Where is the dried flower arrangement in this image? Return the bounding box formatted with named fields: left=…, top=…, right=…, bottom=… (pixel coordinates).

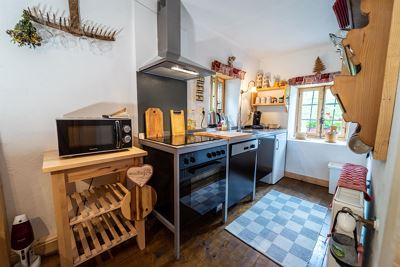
left=6, top=10, right=42, bottom=48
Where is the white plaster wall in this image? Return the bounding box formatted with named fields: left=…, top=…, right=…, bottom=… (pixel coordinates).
left=0, top=0, right=136, bottom=237
left=187, top=77, right=210, bottom=129
left=260, top=43, right=341, bottom=80
left=285, top=140, right=367, bottom=180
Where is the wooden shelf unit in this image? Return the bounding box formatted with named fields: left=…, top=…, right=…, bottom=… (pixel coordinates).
left=68, top=183, right=131, bottom=226
left=71, top=211, right=137, bottom=266
left=42, top=148, right=147, bottom=267
left=332, top=0, right=400, bottom=160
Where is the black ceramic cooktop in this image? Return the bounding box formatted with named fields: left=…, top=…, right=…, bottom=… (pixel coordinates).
left=145, top=134, right=216, bottom=146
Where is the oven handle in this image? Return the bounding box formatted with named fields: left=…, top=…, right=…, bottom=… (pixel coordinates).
left=187, top=160, right=224, bottom=174
left=115, top=120, right=121, bottom=148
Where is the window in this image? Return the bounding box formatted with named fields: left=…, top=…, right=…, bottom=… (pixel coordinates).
left=210, top=76, right=225, bottom=112
left=296, top=86, right=346, bottom=139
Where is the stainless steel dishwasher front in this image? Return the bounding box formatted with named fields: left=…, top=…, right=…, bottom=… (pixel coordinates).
left=228, top=139, right=258, bottom=207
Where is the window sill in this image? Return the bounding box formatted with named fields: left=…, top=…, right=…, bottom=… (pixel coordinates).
left=288, top=137, right=347, bottom=146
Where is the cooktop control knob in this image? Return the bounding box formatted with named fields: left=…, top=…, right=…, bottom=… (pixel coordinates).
left=216, top=151, right=221, bottom=156
left=221, top=150, right=226, bottom=155
left=123, top=125, right=131, bottom=133
left=123, top=135, right=132, bottom=143
left=184, top=158, right=189, bottom=165
left=212, top=152, right=216, bottom=157
left=207, top=153, right=212, bottom=158
left=190, top=157, right=195, bottom=163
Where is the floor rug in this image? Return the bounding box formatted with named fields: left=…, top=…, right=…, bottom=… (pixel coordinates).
left=225, top=190, right=328, bottom=266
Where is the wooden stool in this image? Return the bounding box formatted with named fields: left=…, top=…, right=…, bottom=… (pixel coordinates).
left=126, top=165, right=157, bottom=250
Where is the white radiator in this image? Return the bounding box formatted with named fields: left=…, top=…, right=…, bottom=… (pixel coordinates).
left=326, top=187, right=365, bottom=267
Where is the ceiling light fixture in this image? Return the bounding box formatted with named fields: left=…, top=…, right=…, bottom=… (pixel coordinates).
left=171, top=66, right=199, bottom=75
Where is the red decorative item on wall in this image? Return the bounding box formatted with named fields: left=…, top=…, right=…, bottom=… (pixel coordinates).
left=288, top=72, right=340, bottom=86
left=211, top=60, right=246, bottom=80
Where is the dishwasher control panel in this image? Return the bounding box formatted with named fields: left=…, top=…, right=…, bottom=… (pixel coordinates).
left=230, top=139, right=258, bottom=156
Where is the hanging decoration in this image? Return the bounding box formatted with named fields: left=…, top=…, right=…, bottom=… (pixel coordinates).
left=6, top=10, right=42, bottom=48
left=313, top=56, right=327, bottom=74
left=6, top=0, right=119, bottom=48
left=195, top=77, right=204, bottom=102
left=288, top=72, right=340, bottom=86
left=211, top=57, right=246, bottom=80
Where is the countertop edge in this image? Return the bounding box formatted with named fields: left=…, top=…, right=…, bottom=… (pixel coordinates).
left=42, top=147, right=147, bottom=173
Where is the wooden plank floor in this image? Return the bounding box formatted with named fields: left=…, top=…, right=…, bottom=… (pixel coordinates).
left=42, top=178, right=332, bottom=267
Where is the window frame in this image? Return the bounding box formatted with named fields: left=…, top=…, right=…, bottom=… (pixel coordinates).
left=295, top=85, right=347, bottom=139
left=210, top=76, right=225, bottom=113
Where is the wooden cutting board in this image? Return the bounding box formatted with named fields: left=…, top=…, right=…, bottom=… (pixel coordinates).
left=193, top=131, right=253, bottom=140
left=145, top=108, right=164, bottom=138
left=170, top=110, right=185, bottom=136
left=131, top=185, right=157, bottom=221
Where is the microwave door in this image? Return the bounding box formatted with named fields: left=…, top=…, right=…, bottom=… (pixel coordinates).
left=57, top=120, right=121, bottom=156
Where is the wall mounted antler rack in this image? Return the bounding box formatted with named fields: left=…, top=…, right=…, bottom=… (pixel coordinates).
left=27, top=0, right=119, bottom=41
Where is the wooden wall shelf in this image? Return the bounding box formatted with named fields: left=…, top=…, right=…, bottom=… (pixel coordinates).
left=253, top=103, right=286, bottom=107
left=332, top=0, right=400, bottom=160
left=256, top=86, right=287, bottom=92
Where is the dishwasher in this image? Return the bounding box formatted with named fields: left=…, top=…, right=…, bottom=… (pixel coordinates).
left=228, top=139, right=258, bottom=207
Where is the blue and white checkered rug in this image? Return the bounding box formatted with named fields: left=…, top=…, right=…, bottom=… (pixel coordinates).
left=225, top=190, right=328, bottom=267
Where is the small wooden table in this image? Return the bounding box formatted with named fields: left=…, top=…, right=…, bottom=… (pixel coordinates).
left=42, top=148, right=147, bottom=267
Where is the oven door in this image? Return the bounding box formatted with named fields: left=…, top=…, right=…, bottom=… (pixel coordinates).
left=180, top=158, right=226, bottom=221
left=56, top=119, right=122, bottom=157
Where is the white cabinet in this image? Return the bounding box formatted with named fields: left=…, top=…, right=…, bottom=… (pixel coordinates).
left=258, top=133, right=287, bottom=184
left=272, top=133, right=287, bottom=184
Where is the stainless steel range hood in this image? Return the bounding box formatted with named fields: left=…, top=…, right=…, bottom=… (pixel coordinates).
left=139, top=0, right=215, bottom=80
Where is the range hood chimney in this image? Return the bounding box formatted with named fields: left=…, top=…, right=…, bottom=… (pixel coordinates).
left=139, top=0, right=215, bottom=80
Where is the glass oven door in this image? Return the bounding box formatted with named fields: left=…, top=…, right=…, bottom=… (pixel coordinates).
left=180, top=157, right=226, bottom=224
left=56, top=119, right=120, bottom=156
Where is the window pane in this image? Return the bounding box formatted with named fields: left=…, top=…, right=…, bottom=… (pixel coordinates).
left=299, top=89, right=319, bottom=135
left=325, top=89, right=336, bottom=104
left=302, top=90, right=319, bottom=105
left=324, top=89, right=345, bottom=136
left=301, top=119, right=318, bottom=134
left=217, top=80, right=223, bottom=111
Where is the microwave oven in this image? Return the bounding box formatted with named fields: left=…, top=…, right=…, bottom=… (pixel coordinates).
left=56, top=118, right=132, bottom=157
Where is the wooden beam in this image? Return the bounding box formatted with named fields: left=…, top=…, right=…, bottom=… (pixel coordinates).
left=68, top=0, right=80, bottom=30
left=373, top=0, right=400, bottom=160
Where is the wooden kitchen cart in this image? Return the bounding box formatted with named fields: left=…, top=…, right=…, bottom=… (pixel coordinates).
left=42, top=148, right=147, bottom=267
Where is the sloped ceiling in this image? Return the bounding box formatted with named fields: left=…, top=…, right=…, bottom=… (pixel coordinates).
left=182, top=0, right=339, bottom=58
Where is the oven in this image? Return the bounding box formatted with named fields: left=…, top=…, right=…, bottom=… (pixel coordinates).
left=56, top=118, right=132, bottom=157
left=179, top=145, right=227, bottom=225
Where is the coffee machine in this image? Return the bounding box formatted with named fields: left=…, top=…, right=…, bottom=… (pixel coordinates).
left=252, top=111, right=264, bottom=129
left=11, top=214, right=41, bottom=267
